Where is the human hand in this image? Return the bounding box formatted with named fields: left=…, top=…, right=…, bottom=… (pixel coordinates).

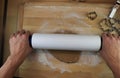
left=0, top=30, right=32, bottom=78
left=9, top=30, right=32, bottom=64
left=100, top=33, right=120, bottom=78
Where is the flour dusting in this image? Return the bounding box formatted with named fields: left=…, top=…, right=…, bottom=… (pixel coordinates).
left=29, top=5, right=102, bottom=73
left=31, top=50, right=102, bottom=73
left=63, top=12, right=84, bottom=19
left=78, top=52, right=101, bottom=66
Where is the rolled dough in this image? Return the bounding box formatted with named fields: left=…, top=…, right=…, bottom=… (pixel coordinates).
left=50, top=30, right=81, bottom=63
left=50, top=50, right=81, bottom=63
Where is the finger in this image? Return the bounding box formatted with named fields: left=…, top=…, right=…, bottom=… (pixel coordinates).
left=107, top=33, right=112, bottom=38
left=21, top=30, right=29, bottom=38
left=26, top=31, right=30, bottom=35
left=10, top=33, right=16, bottom=38
left=16, top=31, right=20, bottom=34
left=17, top=30, right=24, bottom=38
left=19, top=29, right=25, bottom=35
left=101, top=34, right=106, bottom=48
left=112, top=34, right=118, bottom=39
left=15, top=31, right=21, bottom=37
left=101, top=33, right=108, bottom=39
left=112, top=34, right=115, bottom=37
left=14, top=31, right=19, bottom=37
left=118, top=35, right=120, bottom=39
left=26, top=31, right=30, bottom=37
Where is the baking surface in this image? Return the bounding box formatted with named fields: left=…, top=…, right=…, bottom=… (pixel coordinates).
left=18, top=2, right=114, bottom=78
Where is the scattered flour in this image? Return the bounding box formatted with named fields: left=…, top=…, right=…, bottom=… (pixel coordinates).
left=28, top=6, right=102, bottom=73
left=29, top=50, right=102, bottom=73
left=78, top=52, right=101, bottom=66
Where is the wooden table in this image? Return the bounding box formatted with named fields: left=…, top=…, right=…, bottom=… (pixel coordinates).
left=16, top=2, right=116, bottom=78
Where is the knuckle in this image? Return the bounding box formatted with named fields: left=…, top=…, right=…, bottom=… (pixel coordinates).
left=22, top=34, right=28, bottom=39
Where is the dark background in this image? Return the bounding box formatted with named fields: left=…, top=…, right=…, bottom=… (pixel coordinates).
left=0, top=0, right=8, bottom=67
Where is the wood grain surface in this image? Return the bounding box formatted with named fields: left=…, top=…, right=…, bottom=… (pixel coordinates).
left=17, top=2, right=115, bottom=78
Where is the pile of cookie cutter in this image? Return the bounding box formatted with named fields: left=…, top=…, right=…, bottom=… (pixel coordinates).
left=99, top=0, right=120, bottom=35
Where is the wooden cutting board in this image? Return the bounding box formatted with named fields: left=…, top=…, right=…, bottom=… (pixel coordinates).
left=18, top=2, right=114, bottom=78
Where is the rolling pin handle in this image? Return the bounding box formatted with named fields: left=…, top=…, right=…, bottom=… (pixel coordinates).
left=29, top=35, right=32, bottom=48
left=99, top=36, right=102, bottom=51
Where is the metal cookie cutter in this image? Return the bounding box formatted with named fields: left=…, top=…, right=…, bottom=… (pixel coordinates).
left=87, top=11, right=97, bottom=20
left=109, top=0, right=120, bottom=18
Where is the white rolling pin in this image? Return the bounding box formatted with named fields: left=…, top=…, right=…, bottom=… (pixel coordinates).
left=30, top=33, right=102, bottom=51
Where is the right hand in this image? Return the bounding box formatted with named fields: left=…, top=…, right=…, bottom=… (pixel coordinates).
left=100, top=33, right=120, bottom=77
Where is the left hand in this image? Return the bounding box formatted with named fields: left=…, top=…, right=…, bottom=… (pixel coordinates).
left=9, top=30, right=32, bottom=63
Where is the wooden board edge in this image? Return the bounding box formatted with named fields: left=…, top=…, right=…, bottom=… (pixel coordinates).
left=17, top=3, right=24, bottom=30
left=16, top=3, right=25, bottom=77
